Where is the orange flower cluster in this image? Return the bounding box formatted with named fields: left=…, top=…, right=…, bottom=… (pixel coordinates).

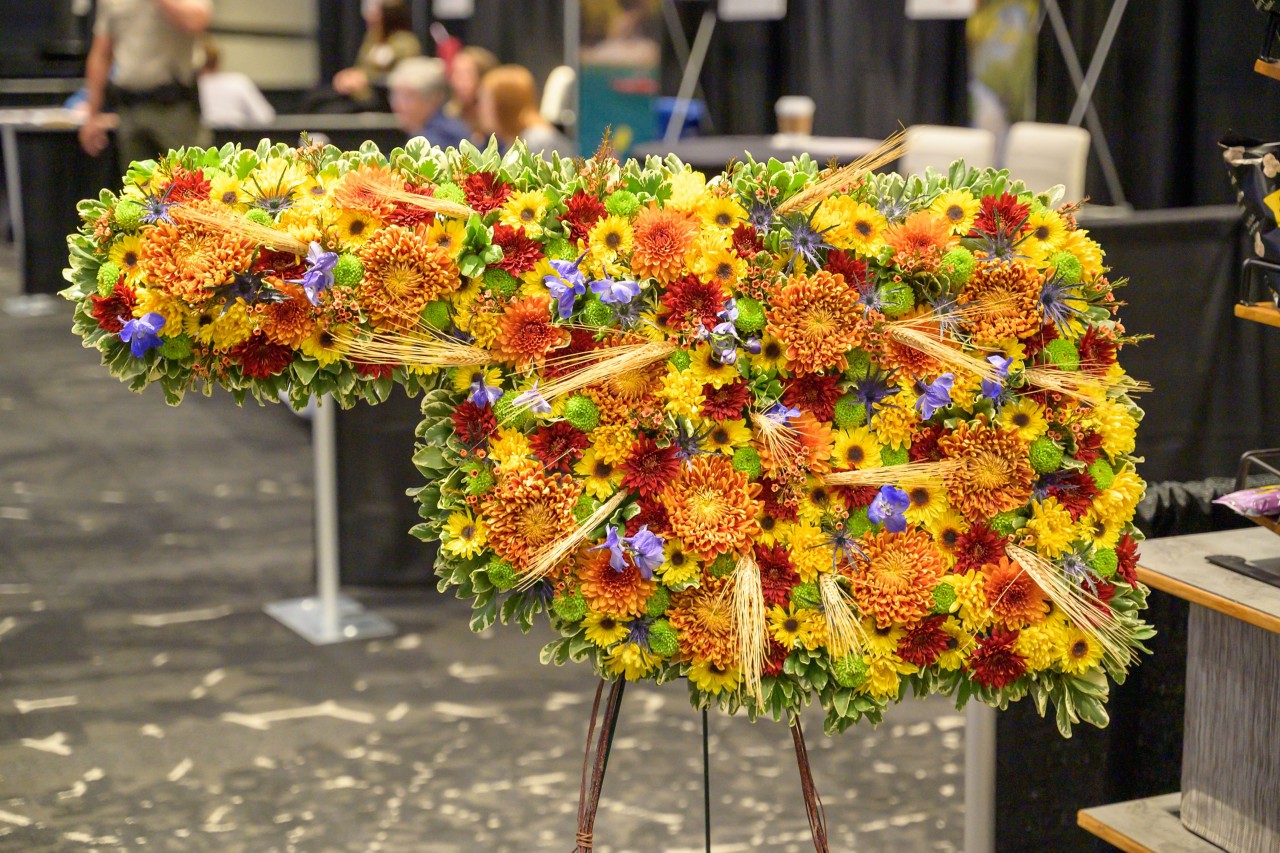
left=481, top=461, right=583, bottom=569
left=140, top=209, right=256, bottom=303
left=850, top=529, right=945, bottom=627
left=357, top=225, right=459, bottom=331
left=765, top=270, right=864, bottom=374
left=664, top=455, right=761, bottom=559
left=938, top=420, right=1035, bottom=519
left=958, top=261, right=1044, bottom=342
left=630, top=205, right=698, bottom=283
left=668, top=575, right=737, bottom=668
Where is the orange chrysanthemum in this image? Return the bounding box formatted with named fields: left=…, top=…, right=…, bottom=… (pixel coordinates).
left=630, top=205, right=699, bottom=284
left=577, top=548, right=656, bottom=618
left=330, top=165, right=404, bottom=219
left=873, top=310, right=944, bottom=376
left=261, top=289, right=317, bottom=348
left=982, top=556, right=1049, bottom=629
left=766, top=270, right=864, bottom=374
left=883, top=210, right=956, bottom=274
left=139, top=206, right=255, bottom=303
left=664, top=454, right=761, bottom=560
left=958, top=261, right=1043, bottom=343
left=491, top=293, right=571, bottom=369
left=357, top=225, right=459, bottom=330
left=757, top=410, right=834, bottom=478
left=937, top=420, right=1034, bottom=520
left=481, top=461, right=583, bottom=569
left=850, top=529, right=945, bottom=627
left=668, top=575, right=737, bottom=668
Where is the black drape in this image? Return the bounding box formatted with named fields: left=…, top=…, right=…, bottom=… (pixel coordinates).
left=1036, top=2, right=1280, bottom=208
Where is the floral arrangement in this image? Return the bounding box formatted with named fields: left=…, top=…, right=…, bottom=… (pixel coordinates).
left=62, top=136, right=1152, bottom=736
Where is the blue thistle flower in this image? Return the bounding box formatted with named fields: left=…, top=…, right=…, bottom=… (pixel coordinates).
left=1038, top=271, right=1088, bottom=334
left=247, top=170, right=297, bottom=216
left=137, top=182, right=177, bottom=225
left=780, top=208, right=835, bottom=272
left=207, top=270, right=290, bottom=313
left=847, top=366, right=901, bottom=424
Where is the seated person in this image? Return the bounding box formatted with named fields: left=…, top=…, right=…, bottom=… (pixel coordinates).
left=388, top=57, right=471, bottom=149
left=197, top=38, right=275, bottom=127
left=477, top=64, right=575, bottom=158
left=305, top=0, right=421, bottom=113
left=445, top=45, right=498, bottom=142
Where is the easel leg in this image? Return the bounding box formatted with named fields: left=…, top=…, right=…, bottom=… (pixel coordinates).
left=574, top=678, right=627, bottom=852
left=790, top=716, right=829, bottom=853
left=702, top=707, right=711, bottom=853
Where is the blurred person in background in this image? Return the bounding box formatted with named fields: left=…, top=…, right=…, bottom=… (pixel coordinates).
left=445, top=45, right=498, bottom=142
left=388, top=57, right=470, bottom=149
left=305, top=0, right=421, bottom=113
left=79, top=0, right=213, bottom=165
left=197, top=37, right=276, bottom=127
left=477, top=65, right=575, bottom=158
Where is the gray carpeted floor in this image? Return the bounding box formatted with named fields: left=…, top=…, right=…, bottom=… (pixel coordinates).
left=0, top=247, right=965, bottom=852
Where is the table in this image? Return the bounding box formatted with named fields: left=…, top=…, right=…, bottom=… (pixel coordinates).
left=631, top=133, right=883, bottom=171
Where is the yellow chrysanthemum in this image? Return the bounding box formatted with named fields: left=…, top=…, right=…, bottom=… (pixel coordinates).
left=1024, top=497, right=1075, bottom=558
left=859, top=653, right=916, bottom=700
left=591, top=423, right=635, bottom=466
left=1075, top=508, right=1123, bottom=550
left=700, top=194, right=746, bottom=232
left=442, top=511, right=487, bottom=559
left=489, top=428, right=533, bottom=469
left=209, top=174, right=248, bottom=211
left=466, top=310, right=502, bottom=350
left=1057, top=625, right=1105, bottom=675
left=1086, top=399, right=1138, bottom=459
left=862, top=618, right=907, bottom=657
left=869, top=404, right=917, bottom=450
left=425, top=218, right=466, bottom=261
left=666, top=169, right=710, bottom=212
left=499, top=190, right=550, bottom=236
left=687, top=659, right=741, bottom=694
left=583, top=611, right=630, bottom=648
left=929, top=189, right=980, bottom=235
left=999, top=398, right=1049, bottom=442
left=660, top=538, right=702, bottom=587
left=1092, top=469, right=1144, bottom=524
left=333, top=209, right=382, bottom=248
left=783, top=520, right=829, bottom=583
left=1014, top=616, right=1070, bottom=671
left=659, top=367, right=705, bottom=419
left=702, top=418, right=752, bottom=455
left=902, top=480, right=949, bottom=527
left=1058, top=228, right=1104, bottom=281
left=109, top=235, right=145, bottom=285
left=689, top=343, right=740, bottom=390
left=574, top=448, right=622, bottom=500
left=606, top=642, right=661, bottom=680
left=134, top=287, right=193, bottom=336
left=192, top=302, right=253, bottom=350
left=937, top=618, right=972, bottom=670
left=276, top=205, right=324, bottom=244
left=950, top=570, right=992, bottom=633
left=299, top=325, right=348, bottom=367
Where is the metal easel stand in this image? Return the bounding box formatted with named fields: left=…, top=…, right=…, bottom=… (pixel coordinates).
left=264, top=394, right=396, bottom=645
left=964, top=702, right=997, bottom=853
left=1041, top=0, right=1131, bottom=210
left=663, top=5, right=719, bottom=146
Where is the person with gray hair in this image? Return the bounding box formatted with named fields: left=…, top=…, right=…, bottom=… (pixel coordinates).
left=388, top=56, right=472, bottom=150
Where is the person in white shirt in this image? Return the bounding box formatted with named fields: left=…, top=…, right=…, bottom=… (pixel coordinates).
left=197, top=37, right=276, bottom=128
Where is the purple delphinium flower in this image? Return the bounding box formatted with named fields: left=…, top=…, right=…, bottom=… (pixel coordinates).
left=590, top=276, right=641, bottom=306
left=544, top=256, right=587, bottom=319
left=915, top=373, right=954, bottom=420
left=709, top=321, right=739, bottom=365
left=469, top=377, right=503, bottom=408
left=868, top=485, right=911, bottom=534
left=592, top=524, right=666, bottom=579
left=513, top=382, right=551, bottom=415
left=290, top=242, right=339, bottom=306
left=595, top=526, right=628, bottom=572
left=765, top=403, right=802, bottom=425
left=980, top=354, right=1014, bottom=403
left=119, top=312, right=166, bottom=357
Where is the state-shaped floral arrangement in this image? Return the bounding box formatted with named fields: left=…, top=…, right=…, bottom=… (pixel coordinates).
left=63, top=136, right=1152, bottom=737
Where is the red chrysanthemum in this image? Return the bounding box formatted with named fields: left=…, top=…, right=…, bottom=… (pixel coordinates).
left=1073, top=432, right=1105, bottom=466
left=970, top=193, right=1030, bottom=238
left=1115, top=533, right=1139, bottom=585
left=1046, top=471, right=1099, bottom=521
left=559, top=189, right=607, bottom=242
left=701, top=380, right=750, bottom=421
left=909, top=424, right=946, bottom=462
left=763, top=639, right=789, bottom=677
left=755, top=544, right=800, bottom=607
left=626, top=495, right=672, bottom=537
left=660, top=274, right=726, bottom=335
left=462, top=171, right=511, bottom=213
left=620, top=435, right=681, bottom=498
left=823, top=249, right=868, bottom=289
left=451, top=400, right=498, bottom=449
left=355, top=362, right=396, bottom=379
left=1077, top=327, right=1118, bottom=376
left=491, top=223, right=544, bottom=276
left=230, top=331, right=293, bottom=379
left=90, top=281, right=137, bottom=332
left=758, top=477, right=800, bottom=521
left=732, top=223, right=764, bottom=257
left=968, top=629, right=1027, bottom=689
left=162, top=166, right=211, bottom=203
left=530, top=421, right=589, bottom=473
left=782, top=373, right=842, bottom=421
left=251, top=248, right=306, bottom=280
left=832, top=484, right=877, bottom=509
left=898, top=615, right=950, bottom=668
left=952, top=522, right=1008, bottom=574
left=1022, top=321, right=1058, bottom=360
left=385, top=182, right=438, bottom=227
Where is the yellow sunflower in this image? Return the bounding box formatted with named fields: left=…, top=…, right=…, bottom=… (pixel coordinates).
left=702, top=418, right=752, bottom=454
left=699, top=194, right=746, bottom=231
left=209, top=174, right=248, bottom=211
left=831, top=426, right=882, bottom=470
left=1022, top=209, right=1067, bottom=261
left=768, top=604, right=816, bottom=649
left=583, top=611, right=630, bottom=648
left=499, top=190, right=550, bottom=236
left=999, top=398, right=1049, bottom=442
left=929, top=189, right=980, bottom=235
left=660, top=538, right=702, bottom=587
left=574, top=448, right=623, bottom=500
left=902, top=480, right=949, bottom=527
left=586, top=214, right=634, bottom=275
left=425, top=218, right=466, bottom=261
left=109, top=234, right=145, bottom=284
left=442, top=511, right=487, bottom=559
left=689, top=343, right=740, bottom=389
left=687, top=659, right=740, bottom=694
left=299, top=325, right=349, bottom=367
left=333, top=209, right=382, bottom=248
left=1057, top=625, right=1105, bottom=675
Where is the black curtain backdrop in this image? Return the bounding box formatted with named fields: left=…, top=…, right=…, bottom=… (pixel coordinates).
left=1036, top=2, right=1280, bottom=208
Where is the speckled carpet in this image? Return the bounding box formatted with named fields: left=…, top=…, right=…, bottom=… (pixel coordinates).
left=0, top=247, right=964, bottom=852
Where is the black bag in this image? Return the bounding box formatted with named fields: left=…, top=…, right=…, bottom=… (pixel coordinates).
left=1221, top=134, right=1280, bottom=265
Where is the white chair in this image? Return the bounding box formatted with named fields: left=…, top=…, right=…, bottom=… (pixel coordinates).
left=1003, top=122, right=1091, bottom=200
left=540, top=65, right=577, bottom=129
left=901, top=125, right=997, bottom=177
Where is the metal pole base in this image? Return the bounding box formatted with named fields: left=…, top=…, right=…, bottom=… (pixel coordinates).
left=264, top=594, right=396, bottom=645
